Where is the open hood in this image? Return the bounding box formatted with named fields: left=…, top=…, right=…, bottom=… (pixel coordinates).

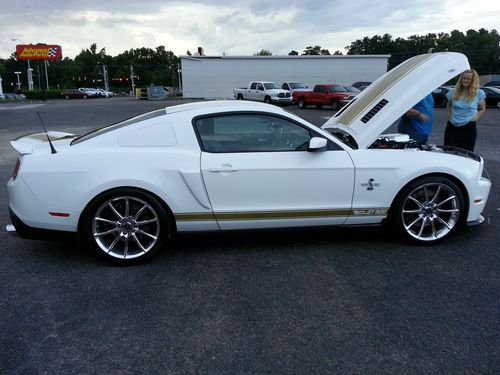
left=322, top=52, right=470, bottom=148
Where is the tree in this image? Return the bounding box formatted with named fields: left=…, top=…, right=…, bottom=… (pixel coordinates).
left=255, top=49, right=272, bottom=56
left=302, top=46, right=330, bottom=55
left=345, top=29, right=500, bottom=73
left=288, top=50, right=299, bottom=55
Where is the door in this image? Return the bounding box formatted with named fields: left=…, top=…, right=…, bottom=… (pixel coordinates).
left=195, top=113, right=355, bottom=230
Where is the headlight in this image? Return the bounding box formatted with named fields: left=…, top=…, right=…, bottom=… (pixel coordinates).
left=272, top=92, right=279, bottom=97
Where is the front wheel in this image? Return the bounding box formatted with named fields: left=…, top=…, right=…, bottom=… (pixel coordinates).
left=80, top=189, right=171, bottom=265
left=391, top=176, right=465, bottom=244
left=264, top=96, right=272, bottom=104
left=298, top=97, right=306, bottom=108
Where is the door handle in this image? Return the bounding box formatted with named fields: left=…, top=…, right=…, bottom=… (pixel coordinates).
left=209, top=165, right=239, bottom=173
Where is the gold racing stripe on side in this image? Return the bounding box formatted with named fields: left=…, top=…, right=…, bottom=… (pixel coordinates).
left=175, top=208, right=389, bottom=222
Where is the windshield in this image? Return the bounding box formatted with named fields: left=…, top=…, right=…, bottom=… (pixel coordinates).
left=290, top=83, right=307, bottom=89
left=263, top=82, right=281, bottom=90
left=328, top=86, right=347, bottom=92
left=343, top=86, right=360, bottom=93
left=71, top=108, right=166, bottom=145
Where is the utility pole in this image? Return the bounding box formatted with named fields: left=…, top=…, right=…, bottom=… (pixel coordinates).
left=177, top=63, right=182, bottom=93
left=44, top=60, right=49, bottom=90
left=103, top=64, right=109, bottom=91
left=14, top=71, right=21, bottom=90
left=11, top=38, right=33, bottom=91
left=130, top=65, right=137, bottom=96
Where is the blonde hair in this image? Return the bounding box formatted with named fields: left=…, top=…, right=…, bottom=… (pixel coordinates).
left=453, top=69, right=480, bottom=102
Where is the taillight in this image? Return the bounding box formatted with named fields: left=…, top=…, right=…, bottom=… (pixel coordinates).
left=12, top=157, right=21, bottom=180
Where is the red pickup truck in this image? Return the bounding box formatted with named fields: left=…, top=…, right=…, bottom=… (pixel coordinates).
left=292, top=84, right=357, bottom=110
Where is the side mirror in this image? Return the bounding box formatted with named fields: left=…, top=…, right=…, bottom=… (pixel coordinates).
left=308, top=137, right=327, bottom=151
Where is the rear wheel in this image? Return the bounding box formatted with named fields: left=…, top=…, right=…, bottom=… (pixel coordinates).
left=65, top=95, right=70, bottom=99
left=391, top=176, right=465, bottom=244
left=298, top=97, right=306, bottom=108
left=81, top=188, right=170, bottom=265
left=330, top=99, right=340, bottom=111
left=83, top=95, right=88, bottom=99
left=237, top=93, right=243, bottom=100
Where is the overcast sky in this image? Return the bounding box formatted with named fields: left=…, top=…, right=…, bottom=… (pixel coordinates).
left=1, top=0, right=499, bottom=59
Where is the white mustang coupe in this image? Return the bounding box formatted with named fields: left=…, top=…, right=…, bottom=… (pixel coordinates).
left=6, top=52, right=491, bottom=265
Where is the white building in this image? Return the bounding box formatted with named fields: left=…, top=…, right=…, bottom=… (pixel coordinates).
left=180, top=54, right=391, bottom=99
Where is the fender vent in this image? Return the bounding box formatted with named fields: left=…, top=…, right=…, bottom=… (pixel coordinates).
left=361, top=99, right=388, bottom=123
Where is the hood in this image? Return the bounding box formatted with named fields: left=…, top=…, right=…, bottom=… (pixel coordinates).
left=11, top=131, right=77, bottom=154
left=322, top=52, right=470, bottom=148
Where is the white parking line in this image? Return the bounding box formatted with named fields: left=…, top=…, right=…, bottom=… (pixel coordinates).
left=0, top=104, right=46, bottom=110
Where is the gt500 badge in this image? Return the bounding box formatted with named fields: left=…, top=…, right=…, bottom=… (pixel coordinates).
left=352, top=209, right=388, bottom=216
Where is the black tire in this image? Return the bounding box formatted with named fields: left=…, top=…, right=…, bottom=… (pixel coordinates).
left=330, top=99, right=340, bottom=111
left=315, top=104, right=322, bottom=109
left=237, top=94, right=243, bottom=100
left=298, top=97, right=306, bottom=109
left=83, top=95, right=88, bottom=99
left=80, top=188, right=171, bottom=265
left=390, top=176, right=465, bottom=244
left=64, top=95, right=70, bottom=99
left=264, top=96, right=272, bottom=104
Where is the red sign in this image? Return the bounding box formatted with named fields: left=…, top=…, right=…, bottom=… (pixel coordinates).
left=16, top=44, right=62, bottom=61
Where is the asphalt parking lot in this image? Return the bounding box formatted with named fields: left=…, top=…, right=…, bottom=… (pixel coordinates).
left=0, top=97, right=499, bottom=374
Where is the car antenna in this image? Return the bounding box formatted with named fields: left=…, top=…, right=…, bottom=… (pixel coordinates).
left=36, top=111, right=57, bottom=154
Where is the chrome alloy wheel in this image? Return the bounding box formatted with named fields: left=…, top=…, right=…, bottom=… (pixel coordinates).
left=92, top=196, right=160, bottom=259
left=401, top=182, right=461, bottom=241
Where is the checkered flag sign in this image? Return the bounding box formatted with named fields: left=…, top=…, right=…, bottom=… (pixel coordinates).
left=48, top=48, right=58, bottom=58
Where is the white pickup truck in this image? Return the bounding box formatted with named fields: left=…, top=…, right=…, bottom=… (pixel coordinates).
left=234, top=81, right=292, bottom=105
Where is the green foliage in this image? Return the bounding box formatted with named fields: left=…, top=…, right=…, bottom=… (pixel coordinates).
left=255, top=49, right=272, bottom=56
left=23, top=89, right=62, bottom=100
left=345, top=28, right=500, bottom=73
left=288, top=50, right=299, bottom=56
left=1, top=43, right=180, bottom=92
left=302, top=46, right=331, bottom=55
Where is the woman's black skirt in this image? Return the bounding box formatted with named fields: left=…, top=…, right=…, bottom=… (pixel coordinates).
left=444, top=121, right=477, bottom=152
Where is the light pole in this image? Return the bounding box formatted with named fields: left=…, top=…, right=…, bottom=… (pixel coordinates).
left=14, top=71, right=21, bottom=90
left=11, top=38, right=34, bottom=91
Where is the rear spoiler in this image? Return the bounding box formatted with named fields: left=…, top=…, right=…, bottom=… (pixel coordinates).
left=11, top=131, right=76, bottom=155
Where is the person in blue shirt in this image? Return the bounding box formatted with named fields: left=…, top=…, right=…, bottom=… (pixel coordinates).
left=444, top=69, right=486, bottom=152
left=398, top=93, right=434, bottom=146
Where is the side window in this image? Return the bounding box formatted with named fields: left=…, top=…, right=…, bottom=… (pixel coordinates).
left=195, top=114, right=315, bottom=153
left=250, top=83, right=257, bottom=90
left=257, top=84, right=264, bottom=91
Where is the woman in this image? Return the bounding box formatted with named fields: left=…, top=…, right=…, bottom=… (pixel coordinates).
left=444, top=69, right=486, bottom=152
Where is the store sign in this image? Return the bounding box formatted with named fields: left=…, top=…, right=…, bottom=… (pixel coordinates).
left=16, top=45, right=62, bottom=60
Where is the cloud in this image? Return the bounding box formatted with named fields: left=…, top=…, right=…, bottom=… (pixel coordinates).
left=1, top=0, right=499, bottom=59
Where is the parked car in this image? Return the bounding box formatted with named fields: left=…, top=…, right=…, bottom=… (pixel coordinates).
left=61, top=89, right=91, bottom=99
left=352, top=81, right=372, bottom=89
left=78, top=88, right=99, bottom=98
left=293, top=84, right=357, bottom=110
left=5, top=52, right=491, bottom=265
left=281, top=82, right=311, bottom=93
left=342, top=86, right=361, bottom=94
left=432, top=86, right=452, bottom=107
left=480, top=86, right=500, bottom=107
left=96, top=88, right=113, bottom=98
left=3, top=93, right=26, bottom=100
left=234, top=81, right=292, bottom=105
